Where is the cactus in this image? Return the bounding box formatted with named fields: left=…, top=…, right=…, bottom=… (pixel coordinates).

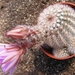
left=7, top=3, right=75, bottom=58
left=2, top=3, right=75, bottom=75
left=37, top=3, right=75, bottom=58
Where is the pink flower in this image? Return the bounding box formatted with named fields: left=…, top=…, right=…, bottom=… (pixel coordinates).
left=6, top=25, right=36, bottom=39
left=6, top=26, right=28, bottom=39
left=0, top=43, right=25, bottom=75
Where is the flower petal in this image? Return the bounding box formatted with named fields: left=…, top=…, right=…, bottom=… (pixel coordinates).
left=2, top=51, right=19, bottom=64
left=0, top=43, right=24, bottom=75
left=1, top=55, right=19, bottom=74
left=9, top=62, right=18, bottom=75
left=0, top=56, right=6, bottom=64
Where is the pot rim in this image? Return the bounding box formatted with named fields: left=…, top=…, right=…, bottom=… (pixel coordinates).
left=41, top=46, right=75, bottom=60
left=60, top=2, right=75, bottom=6
left=41, top=2, right=75, bottom=60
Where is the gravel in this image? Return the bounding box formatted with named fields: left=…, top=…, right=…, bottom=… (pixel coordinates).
left=0, top=0, right=75, bottom=75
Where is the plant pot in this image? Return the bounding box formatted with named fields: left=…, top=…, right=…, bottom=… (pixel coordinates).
left=41, top=2, right=75, bottom=60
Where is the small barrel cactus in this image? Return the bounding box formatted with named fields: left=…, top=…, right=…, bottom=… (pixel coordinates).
left=37, top=3, right=75, bottom=58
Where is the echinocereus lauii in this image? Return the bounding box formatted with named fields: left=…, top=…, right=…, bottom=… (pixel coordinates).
left=6, top=3, right=75, bottom=59
left=0, top=43, right=26, bottom=75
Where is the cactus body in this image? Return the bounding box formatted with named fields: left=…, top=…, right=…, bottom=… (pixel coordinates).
left=37, top=3, right=75, bottom=58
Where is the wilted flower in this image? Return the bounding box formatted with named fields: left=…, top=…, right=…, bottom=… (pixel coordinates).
left=0, top=43, right=25, bottom=75
left=6, top=25, right=36, bottom=39
left=6, top=25, right=38, bottom=49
